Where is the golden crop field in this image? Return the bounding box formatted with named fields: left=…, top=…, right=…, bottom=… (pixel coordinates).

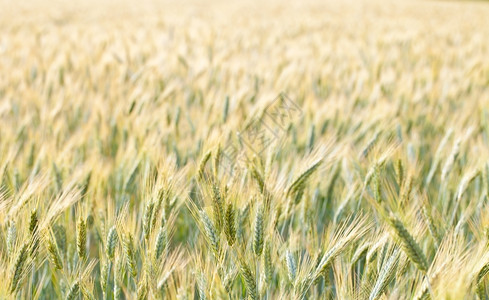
left=1, top=0, right=489, bottom=298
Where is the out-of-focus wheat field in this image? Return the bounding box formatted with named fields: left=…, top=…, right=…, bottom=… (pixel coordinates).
left=1, top=0, right=489, bottom=299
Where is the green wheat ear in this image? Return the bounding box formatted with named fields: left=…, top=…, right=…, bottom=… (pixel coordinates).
left=198, top=272, right=207, bottom=300
left=100, top=260, right=110, bottom=297
left=476, top=262, right=489, bottom=286
left=106, top=226, right=118, bottom=261
left=388, top=216, right=429, bottom=273
left=66, top=280, right=80, bottom=300
left=114, top=255, right=124, bottom=299
left=201, top=210, right=220, bottom=255
left=29, top=209, right=38, bottom=233
left=475, top=261, right=489, bottom=300
left=351, top=242, right=370, bottom=266
left=250, top=165, right=265, bottom=194
left=47, top=232, right=63, bottom=270
left=253, top=205, right=264, bottom=256
left=213, top=145, right=222, bottom=177
left=155, top=226, right=168, bottom=259
left=122, top=232, right=137, bottom=278
left=29, top=209, right=40, bottom=255
left=263, top=241, right=273, bottom=284
left=224, top=202, right=236, bottom=246
left=369, top=249, right=400, bottom=300
left=77, top=217, right=87, bottom=259
left=136, top=278, right=148, bottom=300
left=211, top=183, right=224, bottom=233
left=239, top=259, right=257, bottom=300
left=198, top=150, right=212, bottom=180
left=287, top=160, right=322, bottom=202
left=10, top=242, right=29, bottom=294
left=143, top=201, right=154, bottom=240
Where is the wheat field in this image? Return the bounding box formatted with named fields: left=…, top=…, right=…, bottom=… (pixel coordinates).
left=1, top=0, right=489, bottom=299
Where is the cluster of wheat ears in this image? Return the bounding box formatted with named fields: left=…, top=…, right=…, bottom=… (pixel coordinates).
left=1, top=0, right=489, bottom=299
